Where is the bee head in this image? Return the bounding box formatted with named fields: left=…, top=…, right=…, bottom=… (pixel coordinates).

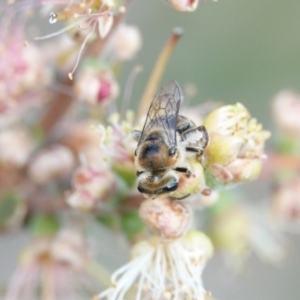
left=136, top=171, right=179, bottom=198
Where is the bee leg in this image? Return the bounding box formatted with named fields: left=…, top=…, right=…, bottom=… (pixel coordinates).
left=186, top=146, right=203, bottom=156
left=181, top=125, right=209, bottom=147
left=186, top=146, right=205, bottom=162
left=197, top=125, right=209, bottom=149
left=174, top=167, right=192, bottom=177
left=169, top=193, right=191, bottom=201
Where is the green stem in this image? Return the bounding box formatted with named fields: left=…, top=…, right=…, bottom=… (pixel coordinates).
left=42, top=259, right=55, bottom=300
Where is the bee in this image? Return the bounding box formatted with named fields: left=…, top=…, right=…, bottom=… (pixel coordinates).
left=133, top=81, right=209, bottom=200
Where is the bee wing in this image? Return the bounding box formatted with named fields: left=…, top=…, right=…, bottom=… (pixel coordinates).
left=137, top=80, right=183, bottom=149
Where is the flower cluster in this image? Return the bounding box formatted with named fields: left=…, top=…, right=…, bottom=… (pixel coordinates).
left=203, top=103, right=270, bottom=187
left=0, top=28, right=50, bottom=127
left=0, top=1, right=298, bottom=300
left=98, top=230, right=213, bottom=300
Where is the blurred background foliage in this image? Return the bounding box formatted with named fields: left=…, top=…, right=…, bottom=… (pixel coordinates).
left=122, top=0, right=300, bottom=129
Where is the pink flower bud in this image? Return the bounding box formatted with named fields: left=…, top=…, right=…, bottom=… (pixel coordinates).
left=167, top=0, right=199, bottom=12
left=75, top=68, right=119, bottom=106
left=139, top=197, right=191, bottom=238
left=28, top=145, right=75, bottom=184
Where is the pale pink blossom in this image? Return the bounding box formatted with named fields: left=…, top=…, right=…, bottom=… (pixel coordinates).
left=0, top=127, right=34, bottom=167
left=75, top=68, right=119, bottom=106
left=28, top=144, right=75, bottom=184
left=167, top=0, right=199, bottom=12
left=111, top=24, right=142, bottom=60
left=272, top=90, right=300, bottom=137
left=67, top=164, right=116, bottom=210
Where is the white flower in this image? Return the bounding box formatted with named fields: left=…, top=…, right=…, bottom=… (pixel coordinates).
left=167, top=0, right=199, bottom=12
left=98, top=230, right=213, bottom=300
left=100, top=112, right=137, bottom=164
left=111, top=24, right=142, bottom=60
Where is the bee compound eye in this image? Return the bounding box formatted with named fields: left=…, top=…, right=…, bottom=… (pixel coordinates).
left=164, top=181, right=178, bottom=192
left=169, top=147, right=177, bottom=156
left=137, top=185, right=144, bottom=193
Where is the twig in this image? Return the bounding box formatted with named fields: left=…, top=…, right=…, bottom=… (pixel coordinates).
left=137, top=27, right=183, bottom=119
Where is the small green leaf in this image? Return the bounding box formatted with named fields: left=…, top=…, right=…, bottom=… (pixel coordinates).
left=113, top=163, right=137, bottom=188
left=97, top=214, right=116, bottom=229
left=29, top=124, right=46, bottom=147
left=82, top=58, right=109, bottom=71
left=0, top=192, right=19, bottom=227
left=204, top=169, right=224, bottom=190
left=275, top=134, right=300, bottom=155
left=121, top=210, right=145, bottom=240
left=207, top=190, right=237, bottom=216
left=28, top=214, right=60, bottom=237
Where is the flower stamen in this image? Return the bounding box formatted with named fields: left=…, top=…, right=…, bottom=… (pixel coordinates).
left=68, top=20, right=97, bottom=80
left=98, top=231, right=212, bottom=300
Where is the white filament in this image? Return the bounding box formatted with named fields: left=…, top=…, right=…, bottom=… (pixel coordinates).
left=98, top=238, right=207, bottom=300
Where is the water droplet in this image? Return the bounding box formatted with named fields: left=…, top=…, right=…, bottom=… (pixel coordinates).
left=49, top=12, right=57, bottom=24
